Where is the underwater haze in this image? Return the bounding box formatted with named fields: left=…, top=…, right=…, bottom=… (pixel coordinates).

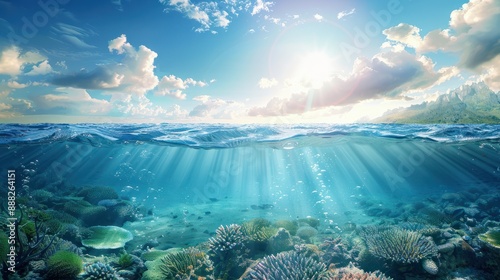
left=1, top=123, right=500, bottom=280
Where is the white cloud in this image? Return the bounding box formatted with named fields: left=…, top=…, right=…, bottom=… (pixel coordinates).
left=383, top=23, right=422, bottom=49
left=51, top=23, right=97, bottom=49
left=314, top=14, right=323, bottom=21
left=189, top=95, right=246, bottom=119
left=155, top=75, right=206, bottom=99
left=383, top=0, right=500, bottom=90
left=249, top=49, right=459, bottom=116
left=35, top=88, right=111, bottom=115
left=0, top=46, right=45, bottom=76
left=258, top=77, right=278, bottom=88
left=7, top=80, right=28, bottom=89
left=251, top=0, right=273, bottom=15
left=26, top=60, right=53, bottom=76
left=214, top=10, right=230, bottom=27
left=337, top=8, right=355, bottom=19
left=54, top=34, right=159, bottom=95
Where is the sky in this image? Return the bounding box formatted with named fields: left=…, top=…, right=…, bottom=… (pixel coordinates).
left=0, top=0, right=499, bottom=123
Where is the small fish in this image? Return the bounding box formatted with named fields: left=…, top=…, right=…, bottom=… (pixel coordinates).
left=172, top=215, right=178, bottom=219
left=209, top=198, right=218, bottom=202
left=205, top=211, right=211, bottom=215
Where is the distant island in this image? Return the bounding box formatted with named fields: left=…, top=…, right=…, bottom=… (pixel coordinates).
left=376, top=82, right=500, bottom=124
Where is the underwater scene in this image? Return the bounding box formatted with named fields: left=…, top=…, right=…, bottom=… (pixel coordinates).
left=0, top=123, right=499, bottom=280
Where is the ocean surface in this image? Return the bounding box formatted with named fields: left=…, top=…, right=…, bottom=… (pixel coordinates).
left=1, top=123, right=500, bottom=279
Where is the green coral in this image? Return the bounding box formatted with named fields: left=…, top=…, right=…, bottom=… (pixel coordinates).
left=81, top=226, right=133, bottom=249
left=45, top=251, right=83, bottom=280
left=242, top=222, right=277, bottom=242
left=20, top=221, right=36, bottom=241
left=77, top=186, right=118, bottom=204
left=159, top=247, right=213, bottom=279
left=360, top=226, right=438, bottom=264
left=298, top=217, right=320, bottom=229
left=118, top=252, right=134, bottom=269
left=479, top=229, right=500, bottom=249
left=63, top=200, right=107, bottom=225
left=274, top=220, right=298, bottom=235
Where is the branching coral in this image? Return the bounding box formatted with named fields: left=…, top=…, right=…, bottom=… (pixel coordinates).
left=208, top=224, right=246, bottom=257
left=332, top=262, right=393, bottom=280
left=82, top=261, right=122, bottom=280
left=243, top=251, right=333, bottom=280
left=360, top=226, right=438, bottom=264
left=208, top=224, right=248, bottom=279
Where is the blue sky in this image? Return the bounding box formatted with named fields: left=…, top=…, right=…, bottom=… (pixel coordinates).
left=0, top=0, right=498, bottom=123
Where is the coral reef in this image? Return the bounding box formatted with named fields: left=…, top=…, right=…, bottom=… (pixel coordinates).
left=360, top=226, right=438, bottom=264
left=82, top=226, right=133, bottom=249
left=319, top=237, right=352, bottom=268
left=82, top=261, right=123, bottom=280
left=332, top=263, right=393, bottom=280
left=208, top=224, right=248, bottom=279
left=45, top=251, right=83, bottom=280
left=118, top=252, right=134, bottom=269
left=242, top=251, right=333, bottom=280
left=296, top=225, right=318, bottom=243
left=159, top=247, right=213, bottom=279
left=422, top=258, right=438, bottom=275
left=77, top=186, right=119, bottom=205
left=274, top=219, right=298, bottom=235
left=479, top=229, right=500, bottom=249
left=266, top=228, right=294, bottom=254
left=0, top=209, right=58, bottom=277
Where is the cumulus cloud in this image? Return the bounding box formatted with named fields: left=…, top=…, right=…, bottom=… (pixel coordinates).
left=53, top=34, right=159, bottom=95
left=0, top=46, right=45, bottom=76
left=249, top=50, right=458, bottom=116
left=7, top=80, right=28, bottom=89
left=314, top=14, right=323, bottom=21
left=111, top=94, right=187, bottom=118
left=160, top=0, right=275, bottom=32
left=161, top=0, right=233, bottom=32
left=258, top=77, right=278, bottom=88
left=337, top=8, right=355, bottom=19
left=155, top=75, right=206, bottom=99
left=189, top=95, right=245, bottom=119
left=252, top=0, right=273, bottom=15
left=383, top=0, right=500, bottom=89
left=33, top=88, right=111, bottom=115
left=26, top=60, right=53, bottom=76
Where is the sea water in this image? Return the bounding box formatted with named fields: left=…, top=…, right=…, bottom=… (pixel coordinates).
left=1, top=123, right=499, bottom=279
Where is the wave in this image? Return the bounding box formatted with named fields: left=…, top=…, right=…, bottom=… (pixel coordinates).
left=0, top=123, right=499, bottom=148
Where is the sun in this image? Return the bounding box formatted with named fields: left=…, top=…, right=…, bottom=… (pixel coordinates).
left=296, top=51, right=334, bottom=89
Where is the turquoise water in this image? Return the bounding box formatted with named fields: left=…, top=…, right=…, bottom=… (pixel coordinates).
left=1, top=123, right=500, bottom=279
